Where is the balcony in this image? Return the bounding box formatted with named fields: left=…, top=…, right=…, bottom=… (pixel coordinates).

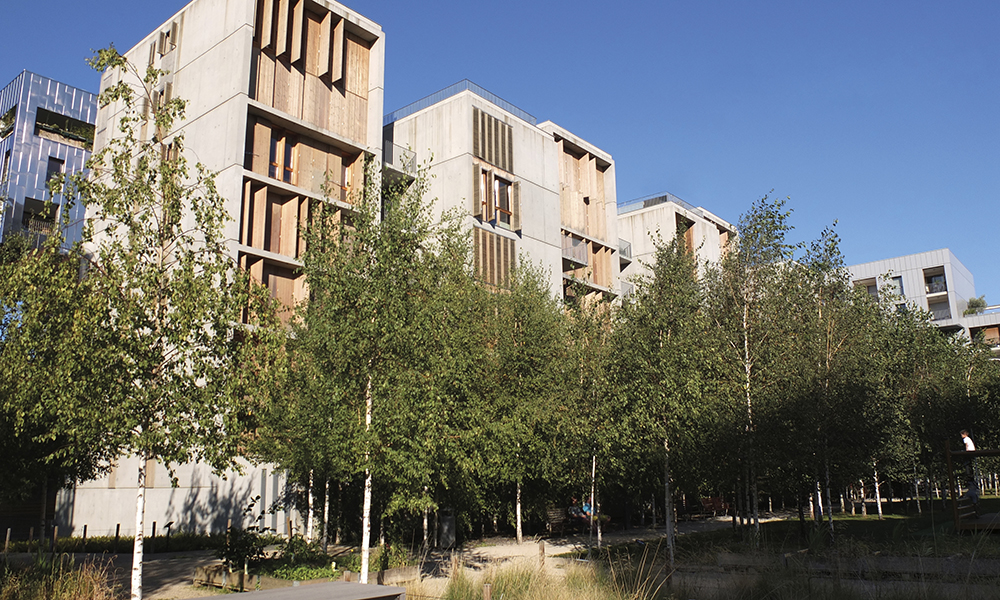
left=926, top=282, right=948, bottom=295
left=619, top=238, right=632, bottom=268
left=382, top=142, right=416, bottom=176
left=929, top=306, right=952, bottom=321
left=562, top=234, right=588, bottom=268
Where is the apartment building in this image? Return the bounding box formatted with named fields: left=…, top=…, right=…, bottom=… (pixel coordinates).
left=383, top=80, right=619, bottom=302
left=0, top=71, right=96, bottom=248
left=848, top=249, right=1000, bottom=349
left=617, top=192, right=734, bottom=294
left=57, top=0, right=385, bottom=537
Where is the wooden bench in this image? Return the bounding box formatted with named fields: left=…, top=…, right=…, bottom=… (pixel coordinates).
left=546, top=507, right=567, bottom=534
left=700, top=497, right=730, bottom=517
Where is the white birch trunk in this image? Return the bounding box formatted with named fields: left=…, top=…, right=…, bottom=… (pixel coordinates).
left=422, top=507, right=429, bottom=548
left=322, top=479, right=330, bottom=550
left=360, top=373, right=373, bottom=584
left=589, top=455, right=596, bottom=551
left=306, top=470, right=315, bottom=542
left=360, top=470, right=372, bottom=583
left=131, top=459, right=147, bottom=600
left=515, top=481, right=523, bottom=545
left=873, top=464, right=883, bottom=520
left=663, top=438, right=675, bottom=569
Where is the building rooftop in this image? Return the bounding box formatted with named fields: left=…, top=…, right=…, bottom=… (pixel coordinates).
left=383, top=79, right=536, bottom=127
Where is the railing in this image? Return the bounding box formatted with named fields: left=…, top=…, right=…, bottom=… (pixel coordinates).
left=926, top=282, right=948, bottom=294
left=562, top=235, right=588, bottom=267
left=384, top=80, right=537, bottom=126
left=382, top=142, right=416, bottom=175
left=930, top=307, right=952, bottom=321
left=618, top=191, right=701, bottom=216
left=620, top=282, right=634, bottom=298
left=619, top=238, right=632, bottom=260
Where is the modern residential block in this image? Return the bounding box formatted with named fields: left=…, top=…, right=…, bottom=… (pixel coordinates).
left=384, top=80, right=619, bottom=302
left=58, top=0, right=386, bottom=537
left=848, top=249, right=1000, bottom=348
left=617, top=191, right=734, bottom=294
left=0, top=71, right=96, bottom=248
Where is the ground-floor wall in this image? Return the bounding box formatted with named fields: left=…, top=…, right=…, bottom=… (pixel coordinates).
left=54, top=456, right=301, bottom=538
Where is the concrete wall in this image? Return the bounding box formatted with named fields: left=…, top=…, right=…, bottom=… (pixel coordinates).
left=56, top=458, right=296, bottom=537
left=387, top=90, right=563, bottom=297
left=618, top=199, right=732, bottom=286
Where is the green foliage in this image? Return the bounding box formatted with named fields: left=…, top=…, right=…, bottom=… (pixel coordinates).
left=336, top=544, right=411, bottom=572
left=965, top=295, right=987, bottom=316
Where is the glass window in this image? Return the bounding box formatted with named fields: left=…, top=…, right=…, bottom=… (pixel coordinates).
left=495, top=177, right=511, bottom=229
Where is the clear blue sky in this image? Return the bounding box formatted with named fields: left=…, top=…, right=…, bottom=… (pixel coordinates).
left=3, top=0, right=998, bottom=302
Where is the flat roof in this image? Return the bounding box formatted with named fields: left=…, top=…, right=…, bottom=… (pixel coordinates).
left=383, top=79, right=536, bottom=126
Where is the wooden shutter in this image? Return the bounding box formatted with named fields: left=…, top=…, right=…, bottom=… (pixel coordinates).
left=511, top=181, right=520, bottom=231
left=169, top=22, right=179, bottom=49
left=472, top=166, right=483, bottom=219
left=241, top=181, right=253, bottom=245
left=472, top=107, right=481, bottom=158
left=290, top=0, right=304, bottom=64
left=506, top=125, right=513, bottom=172
left=473, top=227, right=481, bottom=280
left=318, top=12, right=332, bottom=77
left=331, top=17, right=344, bottom=83
left=276, top=0, right=290, bottom=56
left=260, top=0, right=274, bottom=48
left=488, top=171, right=498, bottom=222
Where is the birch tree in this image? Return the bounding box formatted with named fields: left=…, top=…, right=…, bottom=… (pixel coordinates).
left=79, top=49, right=282, bottom=600
left=610, top=231, right=715, bottom=566
left=703, top=195, right=796, bottom=539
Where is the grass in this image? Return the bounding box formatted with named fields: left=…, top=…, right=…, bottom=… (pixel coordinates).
left=0, top=555, right=117, bottom=600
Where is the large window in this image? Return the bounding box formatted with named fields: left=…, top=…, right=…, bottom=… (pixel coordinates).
left=269, top=130, right=295, bottom=184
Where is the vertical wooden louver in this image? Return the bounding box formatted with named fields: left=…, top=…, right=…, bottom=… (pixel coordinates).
left=473, top=227, right=517, bottom=288
left=472, top=106, right=512, bottom=172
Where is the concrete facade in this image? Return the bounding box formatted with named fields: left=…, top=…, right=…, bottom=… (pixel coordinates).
left=0, top=71, right=96, bottom=247
left=848, top=249, right=975, bottom=333
left=60, top=0, right=386, bottom=537
left=848, top=249, right=1000, bottom=350
left=384, top=81, right=619, bottom=301
left=617, top=192, right=734, bottom=294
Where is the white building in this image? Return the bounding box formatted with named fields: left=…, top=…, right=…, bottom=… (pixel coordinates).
left=617, top=192, right=734, bottom=294
left=384, top=80, right=620, bottom=302
left=848, top=249, right=1000, bottom=349
left=59, top=0, right=386, bottom=537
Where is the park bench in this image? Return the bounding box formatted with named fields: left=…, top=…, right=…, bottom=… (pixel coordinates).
left=546, top=507, right=567, bottom=535
left=700, top=496, right=730, bottom=517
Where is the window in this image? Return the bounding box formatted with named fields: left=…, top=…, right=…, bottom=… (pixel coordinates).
left=886, top=276, right=904, bottom=299
left=494, top=176, right=511, bottom=229
left=46, top=157, right=64, bottom=183
left=1, top=150, right=10, bottom=183
left=34, top=108, right=95, bottom=150
left=22, top=197, right=57, bottom=235
left=269, top=130, right=295, bottom=184
left=0, top=107, right=14, bottom=139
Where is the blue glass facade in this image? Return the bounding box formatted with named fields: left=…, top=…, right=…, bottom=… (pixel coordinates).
left=0, top=71, right=97, bottom=248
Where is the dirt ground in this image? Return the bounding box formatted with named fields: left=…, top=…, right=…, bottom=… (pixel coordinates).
left=80, top=517, right=736, bottom=599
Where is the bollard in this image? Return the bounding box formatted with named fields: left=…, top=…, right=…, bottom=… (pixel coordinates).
left=4, top=528, right=10, bottom=554
left=51, top=526, right=58, bottom=553
left=151, top=521, right=157, bottom=555
left=539, top=540, right=545, bottom=568
left=82, top=525, right=87, bottom=552
left=114, top=524, right=120, bottom=554
left=483, top=582, right=492, bottom=600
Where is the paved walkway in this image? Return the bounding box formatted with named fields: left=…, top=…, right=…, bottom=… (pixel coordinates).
left=16, top=517, right=738, bottom=599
